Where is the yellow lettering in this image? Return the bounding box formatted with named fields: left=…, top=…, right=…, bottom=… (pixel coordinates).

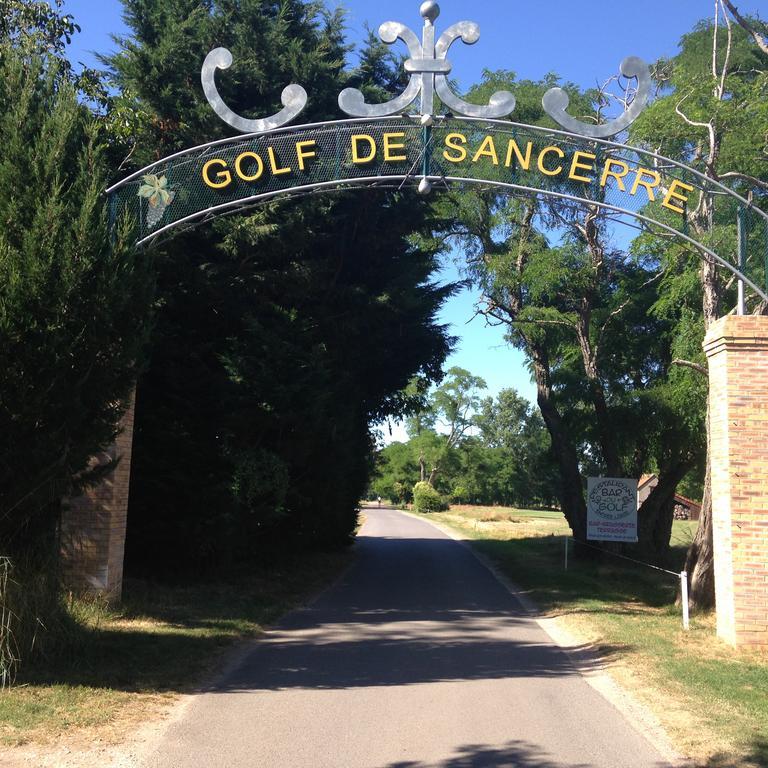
left=266, top=146, right=291, bottom=176
left=295, top=140, right=318, bottom=171
left=600, top=159, right=630, bottom=191
left=443, top=133, right=468, bottom=163
left=568, top=151, right=596, bottom=183
left=538, top=146, right=565, bottom=176
left=202, top=159, right=232, bottom=189
left=662, top=179, right=695, bottom=214
left=472, top=135, right=499, bottom=165
left=505, top=139, right=533, bottom=170
left=631, top=168, right=661, bottom=201
left=383, top=132, right=407, bottom=162
left=351, top=134, right=377, bottom=164
left=234, top=152, right=265, bottom=182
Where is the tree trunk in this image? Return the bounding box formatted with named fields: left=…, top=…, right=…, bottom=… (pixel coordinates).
left=683, top=252, right=719, bottom=608
left=636, top=458, right=694, bottom=563
left=530, top=346, right=587, bottom=541
left=576, top=312, right=622, bottom=477
left=683, top=404, right=716, bottom=609
left=587, top=377, right=622, bottom=477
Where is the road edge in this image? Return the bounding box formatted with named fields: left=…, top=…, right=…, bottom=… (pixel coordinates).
left=399, top=508, right=691, bottom=768
left=0, top=549, right=361, bottom=768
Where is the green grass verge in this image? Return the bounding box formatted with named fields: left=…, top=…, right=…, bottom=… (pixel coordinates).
left=0, top=551, right=351, bottom=746
left=418, top=506, right=768, bottom=768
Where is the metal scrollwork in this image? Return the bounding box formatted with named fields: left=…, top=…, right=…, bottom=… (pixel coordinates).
left=338, top=1, right=515, bottom=120
left=201, top=3, right=650, bottom=138
left=338, top=22, right=424, bottom=117
left=542, top=56, right=651, bottom=138
left=201, top=47, right=308, bottom=134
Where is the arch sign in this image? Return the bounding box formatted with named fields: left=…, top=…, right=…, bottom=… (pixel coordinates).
left=107, top=0, right=768, bottom=306
left=92, top=1, right=768, bottom=648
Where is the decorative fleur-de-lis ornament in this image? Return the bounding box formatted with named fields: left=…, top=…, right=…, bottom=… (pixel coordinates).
left=200, top=1, right=650, bottom=138
left=338, top=1, right=516, bottom=122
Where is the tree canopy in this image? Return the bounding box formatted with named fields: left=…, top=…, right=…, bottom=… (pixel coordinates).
left=373, top=375, right=559, bottom=510
left=0, top=28, right=153, bottom=556
left=105, top=0, right=458, bottom=572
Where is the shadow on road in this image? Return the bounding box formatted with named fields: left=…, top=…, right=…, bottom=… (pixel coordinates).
left=210, top=534, right=631, bottom=693
left=383, top=738, right=672, bottom=767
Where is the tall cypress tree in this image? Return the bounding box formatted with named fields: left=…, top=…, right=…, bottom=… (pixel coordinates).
left=0, top=44, right=153, bottom=555
left=107, top=0, right=455, bottom=573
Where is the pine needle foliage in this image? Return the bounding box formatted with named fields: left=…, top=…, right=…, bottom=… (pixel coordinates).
left=0, top=47, right=154, bottom=552
left=106, top=0, right=457, bottom=572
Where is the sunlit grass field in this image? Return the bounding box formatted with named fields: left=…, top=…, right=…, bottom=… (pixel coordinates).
left=417, top=505, right=768, bottom=768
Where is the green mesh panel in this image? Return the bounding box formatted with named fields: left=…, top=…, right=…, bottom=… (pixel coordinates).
left=108, top=118, right=768, bottom=299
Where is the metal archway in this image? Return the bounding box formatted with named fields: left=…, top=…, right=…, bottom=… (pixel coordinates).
left=107, top=116, right=768, bottom=308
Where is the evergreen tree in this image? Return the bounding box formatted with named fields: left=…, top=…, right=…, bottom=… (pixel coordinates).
left=106, top=0, right=455, bottom=573
left=0, top=44, right=153, bottom=555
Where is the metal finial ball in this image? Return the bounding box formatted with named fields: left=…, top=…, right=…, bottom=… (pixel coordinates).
left=420, top=1, right=440, bottom=22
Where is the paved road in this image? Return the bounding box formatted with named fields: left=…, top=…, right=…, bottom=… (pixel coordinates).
left=146, top=508, right=671, bottom=768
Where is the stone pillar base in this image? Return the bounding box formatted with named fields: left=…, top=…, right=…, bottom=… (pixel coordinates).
left=704, top=316, right=768, bottom=647
left=60, top=391, right=136, bottom=602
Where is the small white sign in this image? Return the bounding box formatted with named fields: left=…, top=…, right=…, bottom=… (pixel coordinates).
left=587, top=477, right=638, bottom=543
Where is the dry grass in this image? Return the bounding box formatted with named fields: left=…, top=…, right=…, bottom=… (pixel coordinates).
left=0, top=551, right=351, bottom=749
left=419, top=505, right=768, bottom=768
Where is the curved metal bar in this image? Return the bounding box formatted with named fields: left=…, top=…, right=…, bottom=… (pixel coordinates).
left=338, top=22, right=423, bottom=117
left=136, top=176, right=417, bottom=246
left=201, top=47, right=308, bottom=134
left=434, top=22, right=516, bottom=118
left=130, top=169, right=768, bottom=305
left=443, top=175, right=768, bottom=303
left=543, top=56, right=651, bottom=138
left=434, top=76, right=516, bottom=120
left=107, top=116, right=768, bottom=230
left=451, top=116, right=768, bottom=225
left=106, top=117, right=407, bottom=194
left=434, top=20, right=479, bottom=55
left=380, top=20, right=422, bottom=57
left=339, top=77, right=422, bottom=118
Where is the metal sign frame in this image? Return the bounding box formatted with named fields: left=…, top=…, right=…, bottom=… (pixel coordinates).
left=107, top=1, right=768, bottom=311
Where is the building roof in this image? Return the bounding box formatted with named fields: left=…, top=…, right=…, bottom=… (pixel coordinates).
left=638, top=473, right=658, bottom=489
left=674, top=493, right=702, bottom=512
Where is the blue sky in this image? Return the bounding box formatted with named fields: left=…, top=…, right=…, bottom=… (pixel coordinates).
left=60, top=0, right=765, bottom=436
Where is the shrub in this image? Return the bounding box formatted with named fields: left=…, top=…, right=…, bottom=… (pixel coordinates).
left=451, top=485, right=470, bottom=504
left=413, top=481, right=448, bottom=513
left=392, top=481, right=412, bottom=505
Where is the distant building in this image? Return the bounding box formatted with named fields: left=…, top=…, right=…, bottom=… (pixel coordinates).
left=637, top=474, right=701, bottom=521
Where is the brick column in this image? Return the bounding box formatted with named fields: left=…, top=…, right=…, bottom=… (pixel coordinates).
left=704, top=315, right=768, bottom=646
left=60, top=390, right=136, bottom=602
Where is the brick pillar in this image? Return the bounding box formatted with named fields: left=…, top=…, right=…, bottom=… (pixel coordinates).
left=60, top=390, right=136, bottom=602
left=704, top=315, right=768, bottom=646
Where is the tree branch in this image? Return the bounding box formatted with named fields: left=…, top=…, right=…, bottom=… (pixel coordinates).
left=718, top=171, right=768, bottom=190
left=713, top=0, right=721, bottom=80
left=721, top=0, right=768, bottom=55
left=672, top=359, right=709, bottom=376
left=674, top=96, right=711, bottom=131
left=717, top=0, right=734, bottom=100
left=514, top=318, right=577, bottom=330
